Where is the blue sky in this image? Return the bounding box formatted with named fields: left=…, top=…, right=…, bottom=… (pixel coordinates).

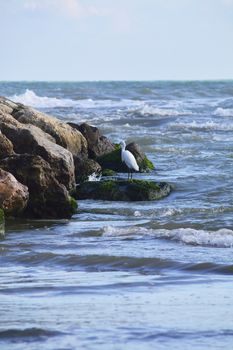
left=1, top=0, right=233, bottom=81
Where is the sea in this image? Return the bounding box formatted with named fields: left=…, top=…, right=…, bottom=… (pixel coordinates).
left=1, top=81, right=233, bottom=350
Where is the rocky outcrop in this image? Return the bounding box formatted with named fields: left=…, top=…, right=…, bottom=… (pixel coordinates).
left=0, top=95, right=157, bottom=220
left=0, top=168, right=29, bottom=216
left=0, top=155, right=76, bottom=219
left=0, top=120, right=75, bottom=191
left=0, top=131, right=14, bottom=159
left=97, top=143, right=154, bottom=173
left=75, top=179, right=172, bottom=201
left=69, top=122, right=115, bottom=159
left=11, top=104, right=88, bottom=156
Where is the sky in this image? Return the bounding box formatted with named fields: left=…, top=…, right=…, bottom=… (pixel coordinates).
left=1, top=0, right=233, bottom=81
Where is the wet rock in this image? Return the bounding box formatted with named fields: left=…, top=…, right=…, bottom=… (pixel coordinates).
left=75, top=179, right=172, bottom=201
left=0, top=131, right=14, bottom=159
left=69, top=122, right=115, bottom=159
left=0, top=168, right=29, bottom=216
left=12, top=104, right=88, bottom=156
left=0, top=122, right=75, bottom=191
left=97, top=143, right=154, bottom=173
left=0, top=155, right=76, bottom=219
left=74, top=155, right=102, bottom=183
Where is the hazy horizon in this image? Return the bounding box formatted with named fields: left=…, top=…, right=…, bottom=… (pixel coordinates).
left=1, top=0, right=233, bottom=81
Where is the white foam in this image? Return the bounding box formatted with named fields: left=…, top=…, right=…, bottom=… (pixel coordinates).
left=9, top=89, right=143, bottom=109
left=170, top=120, right=233, bottom=131
left=214, top=107, right=233, bottom=117
left=129, top=104, right=191, bottom=117
left=88, top=173, right=101, bottom=182
left=102, top=225, right=233, bottom=247
left=9, top=89, right=78, bottom=108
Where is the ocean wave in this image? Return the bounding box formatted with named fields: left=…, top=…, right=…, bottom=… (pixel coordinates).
left=214, top=107, right=233, bottom=117
left=0, top=328, right=62, bottom=339
left=9, top=89, right=78, bottom=108
left=128, top=104, right=192, bottom=117
left=103, top=226, right=233, bottom=247
left=169, top=120, right=233, bottom=131
left=9, top=89, right=142, bottom=109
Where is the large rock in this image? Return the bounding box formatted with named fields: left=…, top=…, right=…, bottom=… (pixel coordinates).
left=0, top=168, right=29, bottom=216
left=75, top=179, right=172, bottom=201
left=69, top=122, right=115, bottom=159
left=12, top=104, right=88, bottom=156
left=0, top=121, right=75, bottom=191
left=0, top=131, right=14, bottom=159
left=0, top=155, right=76, bottom=219
left=74, top=156, right=102, bottom=183
left=97, top=143, right=154, bottom=173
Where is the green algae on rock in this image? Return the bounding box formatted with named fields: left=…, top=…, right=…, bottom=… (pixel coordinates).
left=75, top=179, right=172, bottom=201
left=97, top=143, right=154, bottom=173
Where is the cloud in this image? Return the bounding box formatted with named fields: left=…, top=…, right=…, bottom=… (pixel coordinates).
left=23, top=0, right=109, bottom=19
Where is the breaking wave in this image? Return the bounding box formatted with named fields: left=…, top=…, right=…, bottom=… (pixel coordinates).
left=128, top=104, right=192, bottom=117
left=9, top=89, right=78, bottom=108
left=102, top=226, right=233, bottom=247
left=169, top=120, right=233, bottom=131
left=214, top=107, right=233, bottom=117
left=9, top=89, right=142, bottom=109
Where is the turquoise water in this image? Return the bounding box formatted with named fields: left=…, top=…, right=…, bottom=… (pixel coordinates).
left=1, top=81, right=233, bottom=349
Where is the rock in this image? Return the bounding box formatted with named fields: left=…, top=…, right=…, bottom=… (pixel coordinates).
left=0, top=168, right=29, bottom=216
left=12, top=104, right=88, bottom=156
left=0, top=155, right=76, bottom=219
left=75, top=179, right=172, bottom=201
left=97, top=143, right=154, bottom=173
left=0, top=131, right=14, bottom=159
left=74, top=156, right=102, bottom=183
left=0, top=208, right=5, bottom=238
left=69, top=122, right=115, bottom=159
left=101, top=169, right=117, bottom=176
left=0, top=122, right=75, bottom=191
left=126, top=143, right=154, bottom=172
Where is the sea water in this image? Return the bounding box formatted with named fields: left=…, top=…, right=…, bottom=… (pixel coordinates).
left=1, top=81, right=233, bottom=349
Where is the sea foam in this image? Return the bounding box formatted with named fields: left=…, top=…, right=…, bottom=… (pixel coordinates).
left=214, top=107, right=233, bottom=117
left=9, top=89, right=78, bottom=108
left=102, top=226, right=233, bottom=247
left=9, top=89, right=142, bottom=109
left=129, top=104, right=191, bottom=117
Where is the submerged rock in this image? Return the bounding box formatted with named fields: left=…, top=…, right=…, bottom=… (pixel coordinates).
left=75, top=179, right=172, bottom=201
left=0, top=168, right=29, bottom=216
left=97, top=143, right=154, bottom=173
left=0, top=155, right=76, bottom=219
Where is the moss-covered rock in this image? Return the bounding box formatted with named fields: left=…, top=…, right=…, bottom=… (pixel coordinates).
left=75, top=179, right=172, bottom=201
left=69, top=196, right=78, bottom=213
left=101, top=168, right=117, bottom=177
left=0, top=208, right=5, bottom=238
left=97, top=143, right=154, bottom=173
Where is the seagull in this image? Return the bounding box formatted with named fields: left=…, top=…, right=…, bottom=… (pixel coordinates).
left=120, top=141, right=139, bottom=180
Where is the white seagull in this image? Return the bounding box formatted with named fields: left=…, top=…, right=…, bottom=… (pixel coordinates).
left=120, top=141, right=139, bottom=180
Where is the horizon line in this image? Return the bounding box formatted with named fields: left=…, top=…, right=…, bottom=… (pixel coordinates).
left=0, top=79, right=233, bottom=83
